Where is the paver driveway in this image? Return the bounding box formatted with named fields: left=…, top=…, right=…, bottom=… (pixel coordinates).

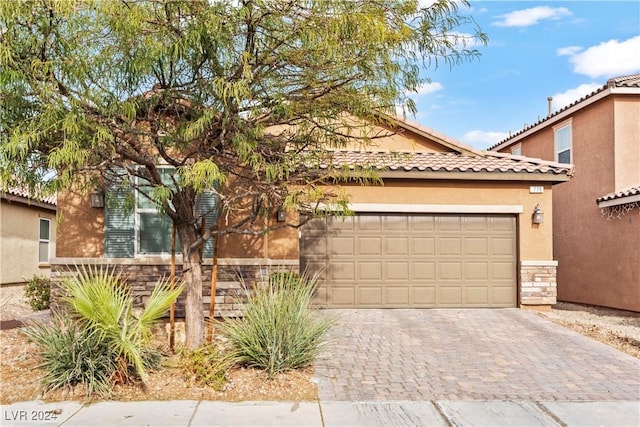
left=314, top=309, right=640, bottom=401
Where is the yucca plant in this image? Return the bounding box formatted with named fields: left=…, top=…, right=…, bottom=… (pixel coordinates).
left=221, top=271, right=333, bottom=377
left=60, top=265, right=183, bottom=381
left=21, top=314, right=117, bottom=397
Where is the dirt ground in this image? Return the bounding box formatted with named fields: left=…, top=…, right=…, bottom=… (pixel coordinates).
left=1, top=285, right=639, bottom=404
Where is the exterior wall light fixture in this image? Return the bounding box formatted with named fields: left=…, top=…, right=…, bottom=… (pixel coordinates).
left=532, top=204, right=544, bottom=224
left=277, top=208, right=286, bottom=222
left=90, top=189, right=105, bottom=208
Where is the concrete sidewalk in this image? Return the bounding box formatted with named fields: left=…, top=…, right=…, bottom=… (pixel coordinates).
left=2, top=399, right=639, bottom=426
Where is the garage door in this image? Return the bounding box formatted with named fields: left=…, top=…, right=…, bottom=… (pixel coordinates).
left=300, top=214, right=516, bottom=308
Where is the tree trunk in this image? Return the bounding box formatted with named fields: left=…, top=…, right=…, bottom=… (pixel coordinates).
left=178, top=224, right=204, bottom=349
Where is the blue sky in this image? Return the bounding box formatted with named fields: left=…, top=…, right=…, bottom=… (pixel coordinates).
left=409, top=0, right=640, bottom=149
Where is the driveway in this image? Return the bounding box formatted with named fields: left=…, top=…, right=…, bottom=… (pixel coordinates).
left=314, top=309, right=640, bottom=401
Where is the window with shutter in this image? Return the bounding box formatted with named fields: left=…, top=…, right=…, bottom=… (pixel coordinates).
left=104, top=167, right=219, bottom=258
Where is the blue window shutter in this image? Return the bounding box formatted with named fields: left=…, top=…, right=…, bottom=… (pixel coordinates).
left=200, top=191, right=220, bottom=259
left=104, top=187, right=134, bottom=258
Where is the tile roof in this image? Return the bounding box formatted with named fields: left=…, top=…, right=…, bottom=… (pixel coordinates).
left=2, top=186, right=57, bottom=206
left=489, top=74, right=640, bottom=150
left=596, top=185, right=640, bottom=203
left=312, top=150, right=574, bottom=177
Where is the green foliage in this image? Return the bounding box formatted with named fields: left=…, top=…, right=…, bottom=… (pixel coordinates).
left=21, top=315, right=117, bottom=397
left=179, top=344, right=235, bottom=391
left=221, top=272, right=333, bottom=377
left=61, top=265, right=184, bottom=381
left=23, top=275, right=51, bottom=311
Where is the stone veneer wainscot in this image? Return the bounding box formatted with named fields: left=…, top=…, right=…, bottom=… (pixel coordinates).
left=50, top=258, right=299, bottom=318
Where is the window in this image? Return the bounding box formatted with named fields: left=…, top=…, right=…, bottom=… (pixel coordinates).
left=104, top=167, right=218, bottom=258
left=511, top=145, right=522, bottom=156
left=136, top=168, right=179, bottom=255
left=554, top=121, right=572, bottom=164
left=39, top=218, right=50, bottom=263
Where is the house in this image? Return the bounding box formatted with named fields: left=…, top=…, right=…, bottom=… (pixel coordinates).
left=51, top=115, right=573, bottom=315
left=0, top=187, right=57, bottom=286
left=490, top=75, right=640, bottom=312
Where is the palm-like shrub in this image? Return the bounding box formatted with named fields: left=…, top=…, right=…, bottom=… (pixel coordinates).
left=22, top=315, right=117, bottom=397
left=60, top=265, right=183, bottom=381
left=221, top=271, right=333, bottom=377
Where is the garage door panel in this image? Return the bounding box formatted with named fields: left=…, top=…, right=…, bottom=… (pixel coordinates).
left=439, top=287, right=463, bottom=305
left=331, top=287, right=356, bottom=306
left=359, top=287, right=382, bottom=305
left=412, top=237, right=435, bottom=255
left=466, top=287, right=489, bottom=305
left=359, top=262, right=382, bottom=280
left=386, top=287, right=410, bottom=305
left=465, top=237, right=489, bottom=255
left=439, top=237, right=462, bottom=255
left=386, top=262, right=410, bottom=280
left=413, top=262, right=436, bottom=280
left=386, top=237, right=409, bottom=255
left=413, top=286, right=436, bottom=305
left=358, top=237, right=382, bottom=255
left=301, top=213, right=516, bottom=309
left=330, top=262, right=355, bottom=281
left=439, top=262, right=463, bottom=280
left=465, top=262, right=489, bottom=280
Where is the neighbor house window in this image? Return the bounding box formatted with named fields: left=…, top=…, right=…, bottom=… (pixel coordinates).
left=511, top=145, right=522, bottom=156
left=554, top=120, right=572, bottom=164
left=39, top=218, right=50, bottom=263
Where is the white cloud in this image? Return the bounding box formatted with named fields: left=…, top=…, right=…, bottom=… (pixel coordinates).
left=551, top=83, right=602, bottom=111
left=462, top=130, right=509, bottom=148
left=493, top=6, right=571, bottom=27
left=566, top=36, right=640, bottom=78
left=557, top=46, right=583, bottom=56
left=415, top=81, right=444, bottom=96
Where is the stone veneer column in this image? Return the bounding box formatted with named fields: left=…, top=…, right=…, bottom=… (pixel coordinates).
left=519, top=260, right=558, bottom=307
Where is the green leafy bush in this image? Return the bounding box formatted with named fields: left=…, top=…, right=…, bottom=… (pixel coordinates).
left=21, top=315, right=117, bottom=397
left=221, top=272, right=333, bottom=377
left=180, top=344, right=234, bottom=390
left=61, top=265, right=184, bottom=381
left=23, top=265, right=183, bottom=397
left=24, top=276, right=51, bottom=311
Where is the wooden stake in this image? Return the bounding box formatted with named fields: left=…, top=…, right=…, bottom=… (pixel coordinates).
left=207, top=220, right=222, bottom=343
left=169, top=224, right=176, bottom=351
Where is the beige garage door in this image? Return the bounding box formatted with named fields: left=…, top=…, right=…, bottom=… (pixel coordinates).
left=300, top=214, right=516, bottom=308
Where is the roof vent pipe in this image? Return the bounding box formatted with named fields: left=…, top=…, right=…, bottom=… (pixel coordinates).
left=547, top=97, right=553, bottom=117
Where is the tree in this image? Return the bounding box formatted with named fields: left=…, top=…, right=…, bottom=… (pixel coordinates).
left=0, top=0, right=486, bottom=348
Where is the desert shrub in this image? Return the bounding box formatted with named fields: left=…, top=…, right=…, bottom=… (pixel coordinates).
left=61, top=265, right=183, bottom=381
left=24, top=276, right=51, bottom=311
left=179, top=344, right=235, bottom=390
left=21, top=315, right=117, bottom=397
left=268, top=271, right=303, bottom=289
left=221, top=272, right=333, bottom=377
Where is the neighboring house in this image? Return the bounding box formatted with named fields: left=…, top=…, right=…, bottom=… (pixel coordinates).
left=490, top=75, right=640, bottom=312
left=0, top=187, right=57, bottom=286
left=52, top=116, right=573, bottom=316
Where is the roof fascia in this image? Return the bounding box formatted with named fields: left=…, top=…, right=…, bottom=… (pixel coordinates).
left=373, top=170, right=572, bottom=183
left=492, top=86, right=639, bottom=151
left=597, top=193, right=640, bottom=208
left=1, top=194, right=57, bottom=211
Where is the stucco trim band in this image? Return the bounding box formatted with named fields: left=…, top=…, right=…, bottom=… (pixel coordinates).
left=51, top=257, right=299, bottom=266
left=521, top=260, right=558, bottom=267
left=347, top=203, right=524, bottom=214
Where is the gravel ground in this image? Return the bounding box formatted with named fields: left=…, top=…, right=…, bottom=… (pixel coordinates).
left=0, top=285, right=34, bottom=321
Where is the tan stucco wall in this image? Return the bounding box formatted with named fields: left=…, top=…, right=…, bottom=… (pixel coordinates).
left=56, top=188, right=104, bottom=258
left=498, top=95, right=640, bottom=312
left=614, top=96, right=640, bottom=190
left=0, top=200, right=56, bottom=285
